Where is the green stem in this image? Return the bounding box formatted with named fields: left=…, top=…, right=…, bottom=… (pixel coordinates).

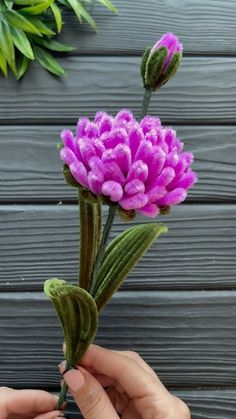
left=140, top=88, right=152, bottom=119
left=78, top=190, right=102, bottom=289
left=56, top=359, right=73, bottom=410
left=89, top=205, right=117, bottom=295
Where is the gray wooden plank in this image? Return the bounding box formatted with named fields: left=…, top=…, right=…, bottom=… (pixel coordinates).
left=1, top=57, right=236, bottom=123
left=0, top=291, right=236, bottom=387
left=0, top=205, right=235, bottom=290
left=64, top=390, right=236, bottom=419
left=59, top=0, right=236, bottom=55
left=1, top=125, right=235, bottom=203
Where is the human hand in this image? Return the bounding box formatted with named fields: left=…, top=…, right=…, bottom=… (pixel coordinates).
left=60, top=344, right=190, bottom=419
left=0, top=387, right=64, bottom=419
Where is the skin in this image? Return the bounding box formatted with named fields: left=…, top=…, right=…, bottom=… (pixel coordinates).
left=61, top=344, right=191, bottom=419
left=0, top=387, right=62, bottom=419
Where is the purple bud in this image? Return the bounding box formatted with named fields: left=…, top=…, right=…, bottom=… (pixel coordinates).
left=151, top=32, right=183, bottom=70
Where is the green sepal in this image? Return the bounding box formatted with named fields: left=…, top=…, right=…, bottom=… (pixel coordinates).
left=80, top=188, right=100, bottom=204
left=140, top=46, right=151, bottom=85
left=79, top=191, right=102, bottom=290
left=63, top=164, right=80, bottom=188
left=44, top=278, right=98, bottom=363
left=144, top=46, right=168, bottom=90
left=118, top=206, right=136, bottom=222
left=160, top=206, right=171, bottom=215
left=154, top=52, right=182, bottom=89
left=93, top=223, right=168, bottom=311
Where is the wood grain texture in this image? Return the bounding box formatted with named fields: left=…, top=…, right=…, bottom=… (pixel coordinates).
left=1, top=57, right=236, bottom=123
left=1, top=125, right=235, bottom=203
left=1, top=291, right=236, bottom=388
left=0, top=205, right=235, bottom=290
left=59, top=0, right=236, bottom=55
left=64, top=390, right=236, bottom=419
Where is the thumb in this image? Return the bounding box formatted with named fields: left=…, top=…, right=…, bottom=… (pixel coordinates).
left=63, top=367, right=119, bottom=419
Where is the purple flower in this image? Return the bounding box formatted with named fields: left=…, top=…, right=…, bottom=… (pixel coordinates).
left=150, top=32, right=183, bottom=70
left=60, top=110, right=197, bottom=218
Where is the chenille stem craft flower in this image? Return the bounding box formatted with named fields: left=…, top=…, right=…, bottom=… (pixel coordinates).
left=44, top=33, right=197, bottom=411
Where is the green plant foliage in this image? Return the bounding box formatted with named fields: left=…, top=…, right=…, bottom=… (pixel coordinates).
left=0, top=0, right=117, bottom=78
left=93, top=223, right=168, bottom=312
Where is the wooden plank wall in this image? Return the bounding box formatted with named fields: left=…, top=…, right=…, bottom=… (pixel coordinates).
left=0, top=1, right=236, bottom=417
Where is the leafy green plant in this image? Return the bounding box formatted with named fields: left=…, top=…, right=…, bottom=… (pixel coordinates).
left=0, top=0, right=117, bottom=78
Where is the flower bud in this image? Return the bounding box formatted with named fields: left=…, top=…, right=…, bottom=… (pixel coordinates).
left=141, top=33, right=183, bottom=91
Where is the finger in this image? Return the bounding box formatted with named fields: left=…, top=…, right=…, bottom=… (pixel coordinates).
left=113, top=350, right=157, bottom=378
left=63, top=367, right=120, bottom=419
left=106, top=387, right=129, bottom=414
left=34, top=411, right=65, bottom=419
left=0, top=387, right=58, bottom=416
left=79, top=345, right=169, bottom=400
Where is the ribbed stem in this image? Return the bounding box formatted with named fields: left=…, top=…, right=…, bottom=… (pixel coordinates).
left=89, top=205, right=117, bottom=295
left=56, top=359, right=73, bottom=409
left=78, top=190, right=102, bottom=290
left=140, top=88, right=152, bottom=119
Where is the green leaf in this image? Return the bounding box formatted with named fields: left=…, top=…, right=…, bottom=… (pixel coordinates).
left=14, top=0, right=47, bottom=4
left=0, top=47, right=8, bottom=77
left=17, top=55, right=30, bottom=79
left=50, top=2, right=62, bottom=33
left=3, top=0, right=14, bottom=9
left=44, top=279, right=98, bottom=363
left=96, top=0, right=118, bottom=13
left=4, top=10, right=42, bottom=36
left=33, top=37, right=75, bottom=51
left=20, top=0, right=55, bottom=15
left=94, top=223, right=168, bottom=311
left=67, top=0, right=97, bottom=30
left=26, top=16, right=55, bottom=35
left=11, top=26, right=34, bottom=59
left=0, top=19, right=16, bottom=75
left=33, top=45, right=65, bottom=75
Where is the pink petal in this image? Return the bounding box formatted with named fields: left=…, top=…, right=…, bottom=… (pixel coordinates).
left=128, top=128, right=144, bottom=160
left=103, top=161, right=126, bottom=184
left=98, top=115, right=114, bottom=135
left=60, top=147, right=77, bottom=165
left=69, top=161, right=88, bottom=188
left=103, top=128, right=128, bottom=149
left=76, top=117, right=90, bottom=137
left=94, top=111, right=109, bottom=124
left=78, top=138, right=96, bottom=165
left=157, top=188, right=187, bottom=206
left=85, top=122, right=98, bottom=139
left=138, top=203, right=160, bottom=218
left=176, top=171, right=198, bottom=189
left=134, top=140, right=153, bottom=165
left=146, top=186, right=166, bottom=203
left=88, top=156, right=104, bottom=172
left=127, top=160, right=149, bottom=183
left=101, top=180, right=123, bottom=201
left=88, top=170, right=104, bottom=194
left=114, top=109, right=134, bottom=126
left=120, top=193, right=148, bottom=210
left=156, top=167, right=176, bottom=187
left=114, top=143, right=132, bottom=174
left=124, top=179, right=145, bottom=195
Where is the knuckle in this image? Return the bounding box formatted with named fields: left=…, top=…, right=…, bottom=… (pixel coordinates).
left=125, top=350, right=143, bottom=362
left=175, top=397, right=191, bottom=419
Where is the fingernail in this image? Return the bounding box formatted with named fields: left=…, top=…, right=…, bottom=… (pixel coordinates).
left=63, top=368, right=85, bottom=392
left=58, top=361, right=66, bottom=374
